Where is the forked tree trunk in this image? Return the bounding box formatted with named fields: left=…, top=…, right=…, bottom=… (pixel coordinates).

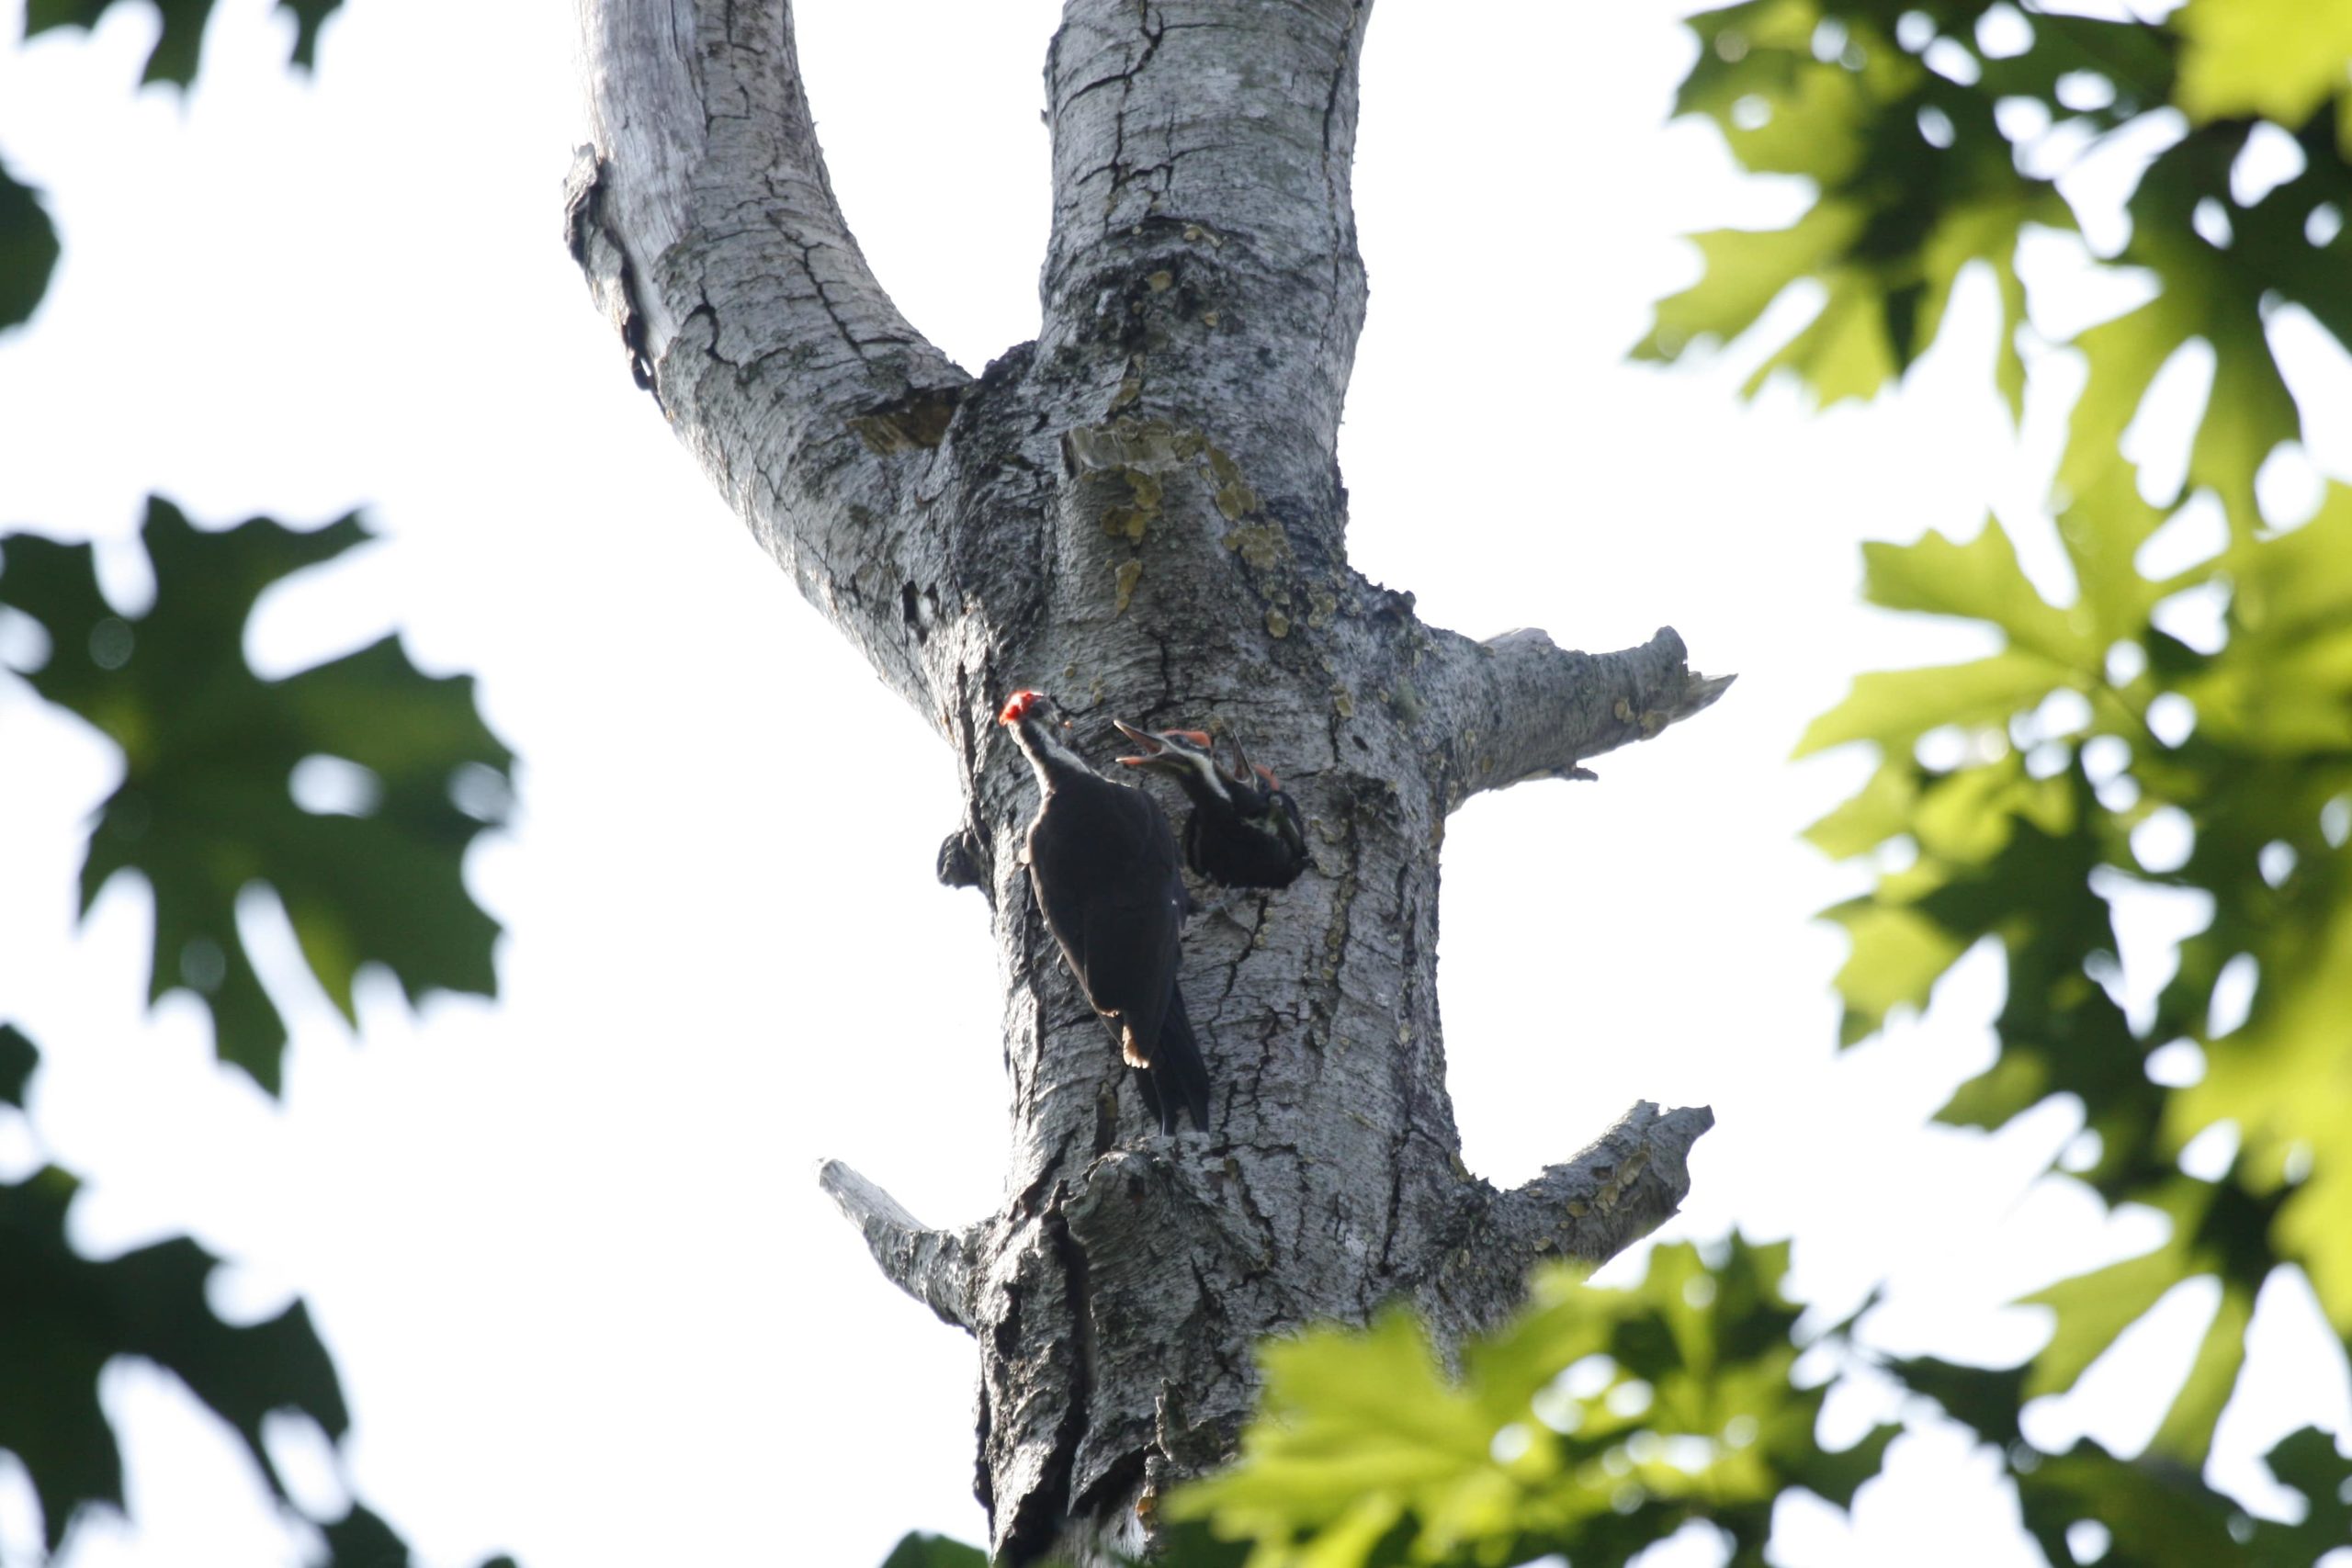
left=568, top=3, right=1723, bottom=1561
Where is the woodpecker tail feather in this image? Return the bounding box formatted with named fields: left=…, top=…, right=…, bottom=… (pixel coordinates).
left=1149, top=987, right=1214, bottom=1134
left=1135, top=1063, right=1168, bottom=1132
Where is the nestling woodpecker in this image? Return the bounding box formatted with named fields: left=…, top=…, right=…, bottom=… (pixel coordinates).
left=1111, top=721, right=1311, bottom=890
left=1001, top=690, right=1213, bottom=1134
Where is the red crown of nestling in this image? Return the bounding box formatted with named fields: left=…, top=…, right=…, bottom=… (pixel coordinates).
left=999, top=690, right=1046, bottom=726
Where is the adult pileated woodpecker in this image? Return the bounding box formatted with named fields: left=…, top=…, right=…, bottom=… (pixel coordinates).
left=1112, top=722, right=1311, bottom=890
left=1001, top=690, right=1213, bottom=1134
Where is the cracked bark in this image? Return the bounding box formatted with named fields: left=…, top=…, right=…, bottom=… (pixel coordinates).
left=575, top=2, right=1723, bottom=1561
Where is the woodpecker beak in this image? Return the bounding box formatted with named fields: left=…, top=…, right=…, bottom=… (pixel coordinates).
left=1218, top=730, right=1257, bottom=788
left=1111, top=718, right=1168, bottom=766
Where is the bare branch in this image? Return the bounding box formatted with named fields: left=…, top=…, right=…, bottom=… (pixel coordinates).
left=572, top=0, right=972, bottom=710
left=817, top=1158, right=978, bottom=1332
left=1418, top=1101, right=1715, bottom=1336
left=1426, top=625, right=1734, bottom=811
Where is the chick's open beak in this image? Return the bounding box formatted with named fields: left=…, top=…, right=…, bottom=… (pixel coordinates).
left=1111, top=718, right=1166, bottom=767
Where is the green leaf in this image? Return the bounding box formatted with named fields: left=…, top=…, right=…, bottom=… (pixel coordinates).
left=1794, top=653, right=2065, bottom=757
left=1172, top=1238, right=1891, bottom=1568
left=877, top=1532, right=989, bottom=1568
left=25, top=0, right=216, bottom=86
left=2057, top=292, right=2205, bottom=511
left=23, top=0, right=346, bottom=85
left=2176, top=898, right=2352, bottom=1331
left=2173, top=0, right=2352, bottom=132
left=1936, top=1049, right=2051, bottom=1134
left=1861, top=521, right=2094, bottom=670
left=2064, top=159, right=2307, bottom=529
left=1917, top=196, right=2057, bottom=420
left=278, top=0, right=340, bottom=67
left=2021, top=1239, right=2189, bottom=1402
left=1738, top=262, right=1900, bottom=408
left=0, top=501, right=513, bottom=1090
left=2052, top=465, right=2170, bottom=649
left=2256, top=1427, right=2352, bottom=1552
left=2147, top=1277, right=2254, bottom=1463
left=1800, top=759, right=1917, bottom=859
left=1637, top=202, right=1869, bottom=362
left=0, top=156, right=60, bottom=333
left=318, top=1502, right=412, bottom=1568
left=1822, top=897, right=1968, bottom=1043
left=2010, top=1439, right=2248, bottom=1566
left=0, top=1166, right=348, bottom=1551
left=0, top=1024, right=34, bottom=1108
left=1883, top=1355, right=2031, bottom=1450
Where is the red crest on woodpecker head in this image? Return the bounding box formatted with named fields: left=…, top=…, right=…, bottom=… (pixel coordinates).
left=1254, top=763, right=1282, bottom=791
left=999, top=690, right=1046, bottom=726
left=1172, top=729, right=1213, bottom=747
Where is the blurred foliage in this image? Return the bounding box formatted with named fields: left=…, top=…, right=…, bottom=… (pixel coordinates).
left=20, top=0, right=345, bottom=85
left=0, top=500, right=514, bottom=1562
left=878, top=1532, right=991, bottom=1568
left=0, top=152, right=57, bottom=332
left=1169, top=1239, right=1892, bottom=1568
left=1, top=1032, right=514, bottom=1565
left=1, top=6, right=509, bottom=1565
left=0, top=1047, right=347, bottom=1553
left=0, top=497, right=512, bottom=1092
left=1714, top=0, right=2352, bottom=1533
left=2, top=0, right=346, bottom=335
left=1636, top=0, right=2351, bottom=510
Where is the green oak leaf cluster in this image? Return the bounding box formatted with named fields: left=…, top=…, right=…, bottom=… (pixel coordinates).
left=1634, top=0, right=2352, bottom=1562
left=0, top=497, right=513, bottom=1091
left=1638, top=0, right=2352, bottom=461
left=1164, top=1239, right=1894, bottom=1568
left=1793, top=476, right=2352, bottom=1520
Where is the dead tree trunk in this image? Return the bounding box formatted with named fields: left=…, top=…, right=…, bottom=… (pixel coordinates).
left=568, top=3, right=1724, bottom=1561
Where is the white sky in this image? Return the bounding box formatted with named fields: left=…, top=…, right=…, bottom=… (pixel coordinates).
left=1, top=2, right=2347, bottom=1566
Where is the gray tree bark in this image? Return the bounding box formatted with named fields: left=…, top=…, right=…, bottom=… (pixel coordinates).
left=569, top=3, right=1725, bottom=1561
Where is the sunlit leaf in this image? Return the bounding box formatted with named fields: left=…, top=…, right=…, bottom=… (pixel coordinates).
left=2149, top=1279, right=2255, bottom=1462
left=1637, top=202, right=1868, bottom=362
left=2020, top=1180, right=2256, bottom=1461
left=1822, top=897, right=1967, bottom=1043
left=1800, top=760, right=1917, bottom=859
left=1917, top=196, right=2064, bottom=419
left=1862, top=520, right=2093, bottom=669
left=1739, top=265, right=1899, bottom=407
left=1171, top=1239, right=1892, bottom=1568
left=1794, top=654, right=2064, bottom=757
left=2173, top=0, right=2352, bottom=132
left=2052, top=466, right=2170, bottom=648
left=2175, top=901, right=2352, bottom=1331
